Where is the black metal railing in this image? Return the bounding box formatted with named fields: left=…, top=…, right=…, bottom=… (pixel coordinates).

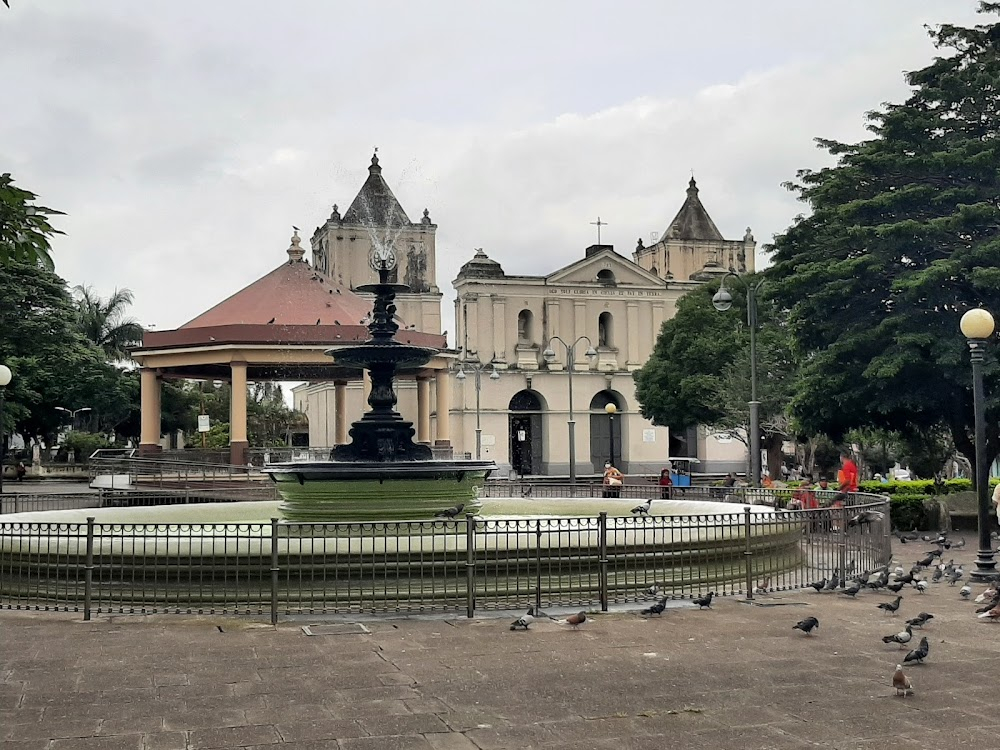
left=0, top=494, right=890, bottom=620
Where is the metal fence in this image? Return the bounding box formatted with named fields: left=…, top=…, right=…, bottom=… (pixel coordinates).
left=0, top=488, right=279, bottom=516
left=0, top=495, right=890, bottom=620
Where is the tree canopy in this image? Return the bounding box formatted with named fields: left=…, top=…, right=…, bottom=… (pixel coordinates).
left=766, top=3, right=1000, bottom=471
left=0, top=173, right=63, bottom=271
left=74, top=285, right=145, bottom=363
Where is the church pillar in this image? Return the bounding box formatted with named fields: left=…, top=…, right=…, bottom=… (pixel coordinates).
left=138, top=368, right=162, bottom=455
left=434, top=371, right=451, bottom=446
left=573, top=302, right=588, bottom=365
left=626, top=303, right=640, bottom=368
left=416, top=376, right=431, bottom=443
left=492, top=297, right=506, bottom=362
left=465, top=295, right=479, bottom=359
left=334, top=380, right=348, bottom=445
left=229, top=361, right=249, bottom=466
left=652, top=303, right=665, bottom=346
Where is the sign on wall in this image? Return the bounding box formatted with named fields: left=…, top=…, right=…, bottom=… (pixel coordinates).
left=642, top=429, right=656, bottom=443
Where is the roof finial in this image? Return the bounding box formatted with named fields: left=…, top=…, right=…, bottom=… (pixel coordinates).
left=287, top=227, right=305, bottom=262
left=422, top=208, right=432, bottom=225
left=370, top=148, right=381, bottom=173
left=687, top=171, right=698, bottom=194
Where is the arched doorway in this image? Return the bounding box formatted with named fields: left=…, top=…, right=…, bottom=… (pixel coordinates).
left=589, top=391, right=623, bottom=471
left=509, top=390, right=544, bottom=476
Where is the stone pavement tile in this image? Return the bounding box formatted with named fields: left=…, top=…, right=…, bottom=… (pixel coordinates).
left=338, top=685, right=422, bottom=701
left=274, top=718, right=367, bottom=742
left=1, top=741, right=52, bottom=750
left=339, top=735, right=434, bottom=750
left=438, top=712, right=510, bottom=733
left=151, top=673, right=189, bottom=687
left=0, top=707, right=44, bottom=726
left=358, top=713, right=450, bottom=737
left=245, top=703, right=334, bottom=725
left=325, top=699, right=412, bottom=720
left=161, top=708, right=248, bottom=731
left=99, top=716, right=165, bottom=735
left=464, top=724, right=556, bottom=749
left=424, top=732, right=481, bottom=750
left=7, top=719, right=101, bottom=742
left=187, top=724, right=281, bottom=749
left=142, top=732, right=189, bottom=750
left=156, top=684, right=235, bottom=701
left=404, top=697, right=450, bottom=714
left=50, top=735, right=144, bottom=750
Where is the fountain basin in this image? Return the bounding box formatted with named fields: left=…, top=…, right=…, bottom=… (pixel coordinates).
left=265, top=460, right=497, bottom=522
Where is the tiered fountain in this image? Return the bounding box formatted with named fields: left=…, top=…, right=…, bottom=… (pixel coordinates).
left=263, top=244, right=496, bottom=522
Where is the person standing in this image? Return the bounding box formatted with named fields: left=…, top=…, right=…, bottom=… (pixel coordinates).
left=835, top=451, right=859, bottom=501
left=603, top=462, right=624, bottom=498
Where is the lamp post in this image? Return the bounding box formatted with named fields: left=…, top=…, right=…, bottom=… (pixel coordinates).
left=960, top=308, right=998, bottom=582
left=605, top=402, right=617, bottom=467
left=0, top=364, right=11, bottom=494
left=543, top=336, right=597, bottom=483
left=713, top=273, right=765, bottom=487
left=455, top=363, right=500, bottom=460
left=55, top=406, right=92, bottom=431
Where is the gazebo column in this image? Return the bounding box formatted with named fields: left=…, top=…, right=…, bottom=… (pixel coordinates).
left=334, top=380, right=348, bottom=445
left=417, top=376, right=431, bottom=443
left=138, top=368, right=162, bottom=455
left=229, top=361, right=249, bottom=465
left=434, top=371, right=451, bottom=449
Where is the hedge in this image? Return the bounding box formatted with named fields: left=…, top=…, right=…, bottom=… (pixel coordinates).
left=888, top=495, right=932, bottom=531
left=858, top=478, right=1000, bottom=496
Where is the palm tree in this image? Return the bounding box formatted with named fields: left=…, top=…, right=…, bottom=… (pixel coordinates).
left=74, top=285, right=144, bottom=362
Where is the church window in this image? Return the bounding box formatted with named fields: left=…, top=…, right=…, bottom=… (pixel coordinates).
left=598, top=312, right=614, bottom=348
left=517, top=309, right=534, bottom=343
left=597, top=269, right=616, bottom=285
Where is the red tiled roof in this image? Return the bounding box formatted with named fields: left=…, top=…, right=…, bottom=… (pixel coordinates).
left=140, top=324, right=445, bottom=350
left=181, top=259, right=373, bottom=329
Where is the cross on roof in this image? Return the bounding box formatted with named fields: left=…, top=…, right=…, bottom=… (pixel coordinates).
left=590, top=216, right=608, bottom=245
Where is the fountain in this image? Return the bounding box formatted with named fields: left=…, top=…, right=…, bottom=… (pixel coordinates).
left=263, top=241, right=496, bottom=522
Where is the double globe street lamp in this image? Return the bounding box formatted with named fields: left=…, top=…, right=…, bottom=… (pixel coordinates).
left=543, top=337, right=597, bottom=483
left=455, top=363, right=500, bottom=460
left=712, top=273, right=766, bottom=488
left=960, top=308, right=998, bottom=583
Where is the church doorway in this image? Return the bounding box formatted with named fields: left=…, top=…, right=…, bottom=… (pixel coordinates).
left=589, top=391, right=623, bottom=472
left=509, top=390, right=543, bottom=476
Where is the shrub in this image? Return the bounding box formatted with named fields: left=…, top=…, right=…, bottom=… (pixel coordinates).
left=889, top=494, right=930, bottom=531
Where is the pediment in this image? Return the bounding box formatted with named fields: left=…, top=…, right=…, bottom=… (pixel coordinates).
left=547, top=250, right=664, bottom=286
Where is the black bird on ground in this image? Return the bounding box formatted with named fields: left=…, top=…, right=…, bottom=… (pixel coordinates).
left=903, top=636, right=929, bottom=664
left=434, top=503, right=465, bottom=519
left=510, top=608, right=536, bottom=630
left=887, top=581, right=906, bottom=593
left=631, top=498, right=652, bottom=515
left=642, top=598, right=667, bottom=616
left=906, top=612, right=934, bottom=629
left=823, top=574, right=840, bottom=591
left=808, top=578, right=827, bottom=592
left=882, top=624, right=913, bottom=649
left=840, top=582, right=862, bottom=597
left=916, top=554, right=936, bottom=568
left=792, top=616, right=819, bottom=635
left=931, top=567, right=944, bottom=583
left=878, top=596, right=903, bottom=615
left=693, top=592, right=715, bottom=609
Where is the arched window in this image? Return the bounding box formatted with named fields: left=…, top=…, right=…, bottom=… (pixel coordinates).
left=598, top=312, right=614, bottom=348
left=596, top=269, right=616, bottom=285
left=649, top=266, right=658, bottom=277
left=517, top=309, right=533, bottom=343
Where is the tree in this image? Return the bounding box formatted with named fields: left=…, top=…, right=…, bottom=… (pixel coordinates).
left=634, top=276, right=799, bottom=474
left=74, top=285, right=144, bottom=363
left=0, top=173, right=64, bottom=271
left=766, top=4, right=1000, bottom=474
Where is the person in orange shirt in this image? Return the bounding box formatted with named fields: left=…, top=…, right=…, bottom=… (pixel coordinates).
left=834, top=451, right=859, bottom=505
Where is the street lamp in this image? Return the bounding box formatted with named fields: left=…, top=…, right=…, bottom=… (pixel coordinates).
left=455, top=363, right=500, bottom=460
left=605, top=402, right=618, bottom=467
left=960, top=307, right=997, bottom=582
left=0, top=364, right=11, bottom=494
left=713, top=273, right=766, bottom=487
left=543, top=337, right=597, bottom=483
left=55, top=406, right=92, bottom=430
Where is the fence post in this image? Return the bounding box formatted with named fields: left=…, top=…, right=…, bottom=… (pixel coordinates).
left=13, top=495, right=18, bottom=514
left=838, top=504, right=849, bottom=587
left=534, top=521, right=543, bottom=614
left=744, top=507, right=753, bottom=601
left=270, top=518, right=279, bottom=626
left=84, top=517, right=95, bottom=621
left=465, top=513, right=476, bottom=619
left=598, top=512, right=608, bottom=612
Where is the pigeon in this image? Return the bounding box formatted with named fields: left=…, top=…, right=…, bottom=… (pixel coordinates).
left=906, top=612, right=934, bottom=629
left=693, top=592, right=715, bottom=609
left=947, top=569, right=964, bottom=586
left=882, top=625, right=913, bottom=649
left=903, top=636, right=929, bottom=664
left=878, top=596, right=903, bottom=615
left=887, top=581, right=906, bottom=593
left=915, top=580, right=929, bottom=594
left=755, top=577, right=771, bottom=595
left=916, top=554, right=935, bottom=568
left=867, top=571, right=889, bottom=590
left=266, top=317, right=276, bottom=324
left=953, top=536, right=967, bottom=549
left=960, top=585, right=972, bottom=599
left=559, top=611, right=587, bottom=629
left=931, top=567, right=944, bottom=583
left=642, top=598, right=667, bottom=616
left=792, top=616, right=819, bottom=635
left=510, top=608, right=536, bottom=630
left=840, top=582, right=862, bottom=597
left=848, top=510, right=885, bottom=528
left=631, top=498, right=652, bottom=515
left=434, top=503, right=465, bottom=519
left=824, top=574, right=840, bottom=592
left=646, top=583, right=661, bottom=597
left=978, top=604, right=1000, bottom=621
left=897, top=572, right=915, bottom=586
left=893, top=664, right=914, bottom=697
left=521, top=486, right=533, bottom=498
left=808, top=578, right=827, bottom=593
left=975, top=585, right=998, bottom=603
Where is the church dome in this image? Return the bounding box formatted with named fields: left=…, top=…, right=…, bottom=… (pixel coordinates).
left=457, top=248, right=505, bottom=280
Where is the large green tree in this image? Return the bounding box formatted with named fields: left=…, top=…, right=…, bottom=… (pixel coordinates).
left=767, top=3, right=1000, bottom=473
left=0, top=173, right=63, bottom=271
left=634, top=276, right=798, bottom=474
left=74, top=285, right=145, bottom=363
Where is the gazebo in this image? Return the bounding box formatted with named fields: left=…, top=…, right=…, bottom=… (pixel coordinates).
left=130, top=232, right=455, bottom=464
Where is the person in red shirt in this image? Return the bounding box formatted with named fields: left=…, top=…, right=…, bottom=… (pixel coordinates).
left=834, top=451, right=859, bottom=505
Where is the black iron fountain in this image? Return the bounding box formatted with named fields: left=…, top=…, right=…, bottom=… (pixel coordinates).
left=264, top=244, right=496, bottom=522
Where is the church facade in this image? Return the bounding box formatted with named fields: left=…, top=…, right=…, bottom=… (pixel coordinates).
left=294, top=155, right=755, bottom=476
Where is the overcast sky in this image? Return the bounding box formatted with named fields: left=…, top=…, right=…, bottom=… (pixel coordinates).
left=0, top=1, right=986, bottom=343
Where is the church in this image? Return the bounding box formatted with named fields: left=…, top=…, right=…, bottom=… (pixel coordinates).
left=293, top=154, right=755, bottom=476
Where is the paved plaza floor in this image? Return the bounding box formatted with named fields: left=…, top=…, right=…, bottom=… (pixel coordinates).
left=2, top=545, right=999, bottom=749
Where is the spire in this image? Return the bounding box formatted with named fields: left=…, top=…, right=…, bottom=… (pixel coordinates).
left=342, top=151, right=411, bottom=226
left=369, top=150, right=381, bottom=174
left=287, top=228, right=305, bottom=262
left=662, top=174, right=724, bottom=241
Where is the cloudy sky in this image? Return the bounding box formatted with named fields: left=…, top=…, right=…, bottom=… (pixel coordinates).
left=0, top=1, right=986, bottom=342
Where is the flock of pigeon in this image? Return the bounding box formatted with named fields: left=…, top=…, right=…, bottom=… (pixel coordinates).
left=791, top=530, right=1000, bottom=697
